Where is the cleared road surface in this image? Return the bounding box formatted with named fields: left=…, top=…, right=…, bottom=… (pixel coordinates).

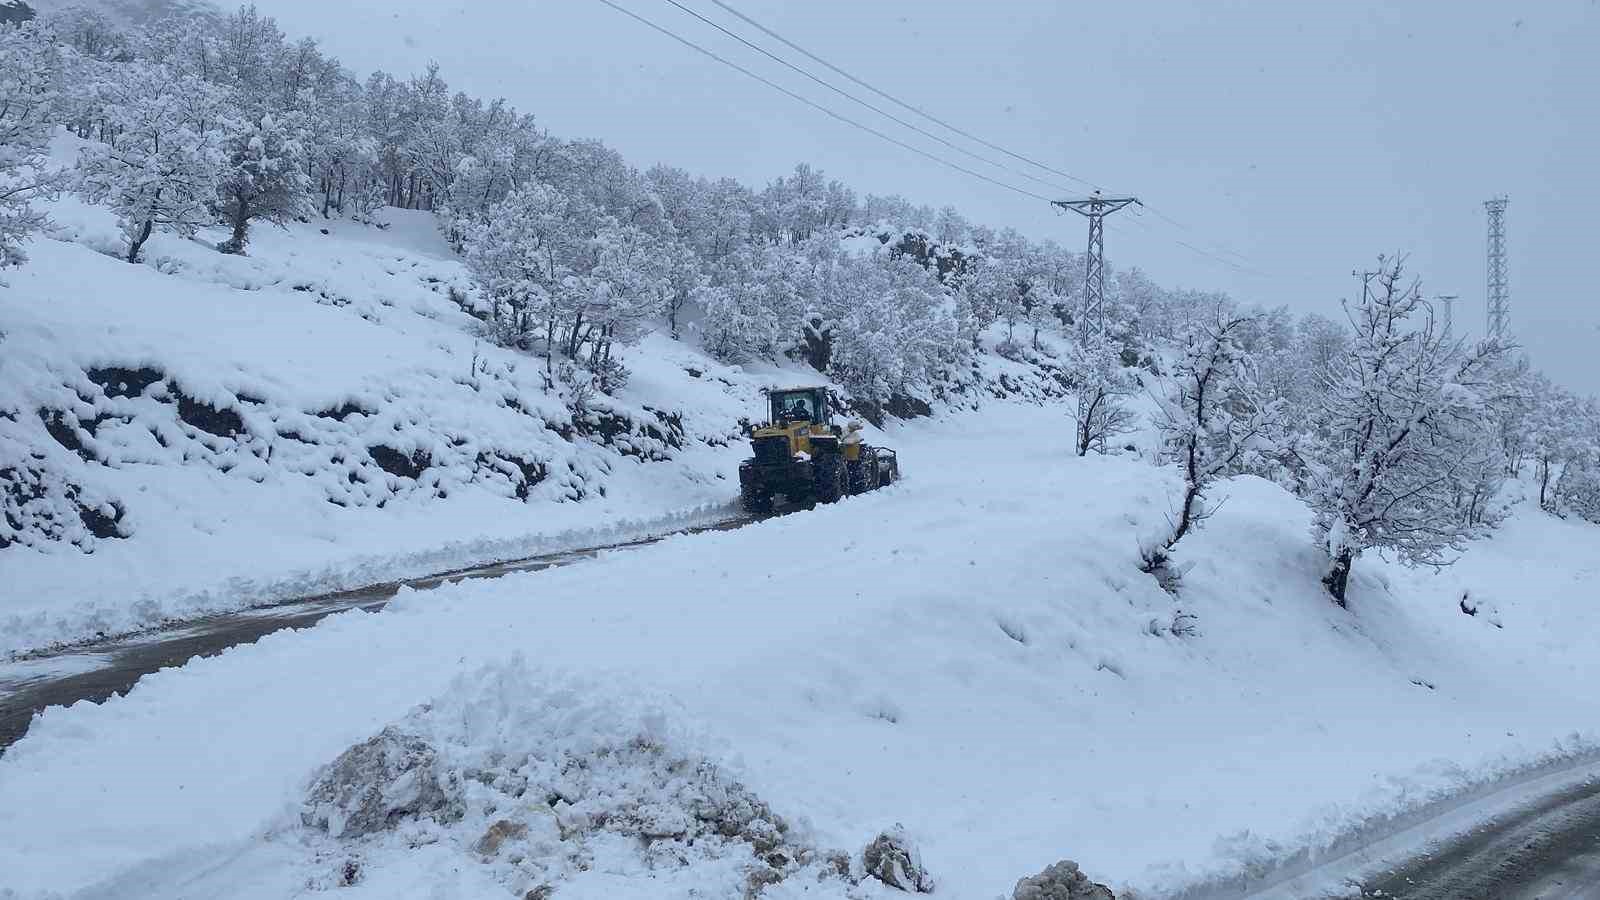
left=0, top=517, right=748, bottom=753
left=1354, top=775, right=1600, bottom=899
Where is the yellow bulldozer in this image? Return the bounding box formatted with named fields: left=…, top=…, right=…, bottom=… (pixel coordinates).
left=738, top=386, right=899, bottom=513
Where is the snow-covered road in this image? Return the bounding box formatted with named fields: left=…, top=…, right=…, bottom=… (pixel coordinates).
left=0, top=517, right=751, bottom=752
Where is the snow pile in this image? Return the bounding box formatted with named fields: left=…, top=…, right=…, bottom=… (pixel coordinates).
left=290, top=657, right=859, bottom=900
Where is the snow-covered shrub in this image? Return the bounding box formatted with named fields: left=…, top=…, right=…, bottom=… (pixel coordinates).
left=1555, top=462, right=1600, bottom=524
left=0, top=441, right=126, bottom=551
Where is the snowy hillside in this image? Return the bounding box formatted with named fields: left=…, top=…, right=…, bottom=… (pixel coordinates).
left=0, top=151, right=1073, bottom=657
left=3, top=405, right=1599, bottom=899
left=0, top=179, right=784, bottom=654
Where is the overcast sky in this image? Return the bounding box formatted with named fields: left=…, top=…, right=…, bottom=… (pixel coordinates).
left=251, top=0, right=1600, bottom=393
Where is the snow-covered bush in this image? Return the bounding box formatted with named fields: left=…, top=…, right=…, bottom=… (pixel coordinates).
left=1555, top=462, right=1600, bottom=524
left=0, top=437, right=127, bottom=551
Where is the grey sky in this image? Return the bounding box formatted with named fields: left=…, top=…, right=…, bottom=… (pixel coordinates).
left=254, top=0, right=1599, bottom=393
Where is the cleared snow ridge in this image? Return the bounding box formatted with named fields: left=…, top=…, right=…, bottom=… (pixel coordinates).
left=290, top=656, right=862, bottom=900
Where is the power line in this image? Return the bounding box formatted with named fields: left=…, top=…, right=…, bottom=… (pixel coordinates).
left=655, top=0, right=1078, bottom=196
left=1102, top=212, right=1269, bottom=278
left=1135, top=204, right=1255, bottom=266
left=590, top=0, right=1053, bottom=203
left=685, top=0, right=1268, bottom=278
left=595, top=0, right=1272, bottom=284
left=704, top=0, right=1101, bottom=192
left=1117, top=212, right=1270, bottom=278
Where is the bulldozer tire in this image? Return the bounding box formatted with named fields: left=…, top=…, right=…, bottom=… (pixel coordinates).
left=740, top=479, right=774, bottom=514
left=847, top=458, right=874, bottom=495
left=813, top=454, right=847, bottom=504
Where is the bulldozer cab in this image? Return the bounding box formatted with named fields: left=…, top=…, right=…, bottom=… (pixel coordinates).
left=768, top=387, right=828, bottom=425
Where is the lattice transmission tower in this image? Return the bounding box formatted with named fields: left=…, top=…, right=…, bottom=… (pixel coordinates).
left=1052, top=191, right=1140, bottom=338
left=1485, top=196, right=1509, bottom=340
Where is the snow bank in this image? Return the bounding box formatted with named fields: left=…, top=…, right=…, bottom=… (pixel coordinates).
left=5, top=404, right=1599, bottom=898
left=290, top=656, right=856, bottom=899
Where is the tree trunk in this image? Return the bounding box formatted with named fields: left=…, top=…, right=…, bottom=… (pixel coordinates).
left=1323, top=548, right=1355, bottom=608
left=1170, top=479, right=1201, bottom=548
left=126, top=219, right=153, bottom=263
left=221, top=195, right=250, bottom=255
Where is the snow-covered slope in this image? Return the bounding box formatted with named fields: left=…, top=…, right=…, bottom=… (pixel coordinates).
left=0, top=144, right=1069, bottom=658
left=3, top=404, right=1598, bottom=899
left=0, top=172, right=761, bottom=655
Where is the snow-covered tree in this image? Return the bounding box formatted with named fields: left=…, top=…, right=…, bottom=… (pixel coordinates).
left=1304, top=257, right=1508, bottom=607
left=825, top=252, right=959, bottom=403
left=215, top=111, right=313, bottom=253
left=463, top=181, right=595, bottom=360
left=1071, top=335, right=1139, bottom=457
left=1554, top=436, right=1600, bottom=525
left=75, top=63, right=231, bottom=262
left=1529, top=384, right=1594, bottom=510
left=654, top=238, right=705, bottom=341
left=700, top=243, right=802, bottom=363
left=0, top=20, right=62, bottom=267
left=1146, top=315, right=1281, bottom=576
left=572, top=221, right=667, bottom=385
left=964, top=255, right=1017, bottom=343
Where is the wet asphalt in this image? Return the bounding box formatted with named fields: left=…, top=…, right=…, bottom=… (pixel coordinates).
left=1351, top=775, right=1600, bottom=899
left=0, top=517, right=750, bottom=754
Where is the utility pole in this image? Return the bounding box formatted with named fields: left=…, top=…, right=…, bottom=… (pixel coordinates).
left=1435, top=294, right=1459, bottom=338
left=1352, top=268, right=1378, bottom=305
left=1485, top=196, right=1509, bottom=341
left=1052, top=191, right=1140, bottom=338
